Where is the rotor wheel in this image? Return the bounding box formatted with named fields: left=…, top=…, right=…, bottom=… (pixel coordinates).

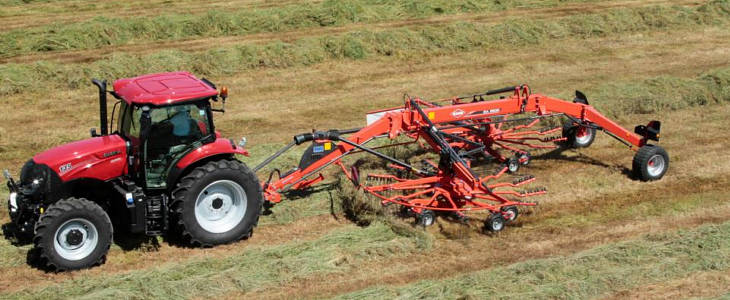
left=501, top=206, right=519, bottom=223
left=506, top=157, right=520, bottom=173
left=33, top=198, right=113, bottom=271
left=171, top=160, right=263, bottom=246
left=416, top=210, right=436, bottom=227
left=484, top=213, right=505, bottom=232
left=563, top=120, right=596, bottom=148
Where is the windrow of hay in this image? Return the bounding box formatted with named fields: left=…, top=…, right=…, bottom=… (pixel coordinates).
left=0, top=0, right=608, bottom=57
left=5, top=223, right=423, bottom=299
left=1, top=1, right=728, bottom=96
left=337, top=220, right=730, bottom=299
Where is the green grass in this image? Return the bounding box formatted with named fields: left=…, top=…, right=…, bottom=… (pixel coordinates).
left=1, top=1, right=728, bottom=96
left=0, top=0, right=605, bottom=57
left=3, top=222, right=421, bottom=299
left=337, top=220, right=730, bottom=299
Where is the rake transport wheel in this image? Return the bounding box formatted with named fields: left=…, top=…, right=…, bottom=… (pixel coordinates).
left=563, top=120, right=596, bottom=148
left=33, top=198, right=112, bottom=271
left=632, top=145, right=669, bottom=181
left=171, top=160, right=263, bottom=246
left=484, top=213, right=505, bottom=232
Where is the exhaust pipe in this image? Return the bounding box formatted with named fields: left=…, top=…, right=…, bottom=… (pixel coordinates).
left=91, top=79, right=108, bottom=136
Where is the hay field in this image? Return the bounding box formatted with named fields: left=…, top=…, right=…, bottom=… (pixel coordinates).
left=0, top=0, right=729, bottom=298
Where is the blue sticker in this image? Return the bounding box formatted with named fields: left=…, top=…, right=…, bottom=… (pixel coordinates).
left=313, top=145, right=325, bottom=153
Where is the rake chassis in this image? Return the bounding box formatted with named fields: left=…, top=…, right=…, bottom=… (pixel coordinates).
left=257, top=85, right=668, bottom=229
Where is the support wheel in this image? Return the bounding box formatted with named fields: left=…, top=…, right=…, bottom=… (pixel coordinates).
left=518, top=152, right=531, bottom=166
left=171, top=160, right=263, bottom=246
left=501, top=206, right=519, bottom=223
left=632, top=145, right=669, bottom=181
left=484, top=213, right=505, bottom=232
left=33, top=198, right=112, bottom=271
left=506, top=157, right=520, bottom=173
left=563, top=120, right=596, bottom=148
left=416, top=210, right=435, bottom=227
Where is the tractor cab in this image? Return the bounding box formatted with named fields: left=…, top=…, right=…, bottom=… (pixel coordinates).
left=105, top=72, right=226, bottom=189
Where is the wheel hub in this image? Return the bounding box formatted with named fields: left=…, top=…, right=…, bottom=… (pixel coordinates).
left=646, top=154, right=666, bottom=177
left=66, top=229, right=83, bottom=246
left=53, top=218, right=98, bottom=261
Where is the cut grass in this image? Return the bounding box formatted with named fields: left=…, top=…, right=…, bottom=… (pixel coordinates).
left=0, top=0, right=607, bottom=57
left=336, top=220, right=730, bottom=299
left=1, top=1, right=728, bottom=96
left=3, top=222, right=420, bottom=299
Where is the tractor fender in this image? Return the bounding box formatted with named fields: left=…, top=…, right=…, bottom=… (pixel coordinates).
left=167, top=138, right=249, bottom=189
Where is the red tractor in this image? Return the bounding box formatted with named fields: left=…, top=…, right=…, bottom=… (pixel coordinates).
left=4, top=72, right=262, bottom=270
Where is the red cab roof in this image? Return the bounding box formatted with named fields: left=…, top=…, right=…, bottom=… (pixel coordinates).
left=113, top=71, right=219, bottom=106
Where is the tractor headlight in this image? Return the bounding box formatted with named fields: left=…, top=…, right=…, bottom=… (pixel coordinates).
left=8, top=192, right=17, bottom=213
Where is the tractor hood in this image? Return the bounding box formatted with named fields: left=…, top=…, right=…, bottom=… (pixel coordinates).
left=31, top=135, right=128, bottom=182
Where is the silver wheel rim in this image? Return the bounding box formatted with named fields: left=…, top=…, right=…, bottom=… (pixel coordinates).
left=575, top=128, right=593, bottom=145
left=421, top=213, right=434, bottom=226
left=509, top=160, right=518, bottom=172
left=520, top=153, right=530, bottom=166
left=647, top=154, right=666, bottom=177
left=505, top=210, right=516, bottom=221
left=195, top=180, right=247, bottom=233
left=492, top=219, right=503, bottom=231
left=54, top=218, right=98, bottom=261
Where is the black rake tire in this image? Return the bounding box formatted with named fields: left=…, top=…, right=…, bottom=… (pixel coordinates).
left=33, top=198, right=113, bottom=271
left=562, top=120, right=596, bottom=148
left=632, top=144, right=669, bottom=181
left=170, top=159, right=263, bottom=247
left=484, top=213, right=505, bottom=232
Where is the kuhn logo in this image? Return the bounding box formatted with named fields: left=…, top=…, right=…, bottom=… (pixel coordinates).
left=451, top=109, right=465, bottom=118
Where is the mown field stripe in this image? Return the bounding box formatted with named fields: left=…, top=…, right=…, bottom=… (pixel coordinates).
left=0, top=0, right=691, bottom=64
left=228, top=163, right=730, bottom=298
left=0, top=1, right=726, bottom=96
left=0, top=0, right=613, bottom=57
left=0, top=222, right=424, bottom=299
left=0, top=0, right=315, bottom=31
left=334, top=220, right=730, bottom=299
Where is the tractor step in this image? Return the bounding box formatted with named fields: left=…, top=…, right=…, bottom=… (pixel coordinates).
left=145, top=194, right=168, bottom=236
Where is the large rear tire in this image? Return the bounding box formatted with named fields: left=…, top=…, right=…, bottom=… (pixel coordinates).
left=33, top=198, right=113, bottom=271
left=171, top=160, right=263, bottom=246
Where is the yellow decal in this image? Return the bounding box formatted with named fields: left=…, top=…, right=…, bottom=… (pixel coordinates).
left=324, top=142, right=332, bottom=151
left=427, top=112, right=435, bottom=120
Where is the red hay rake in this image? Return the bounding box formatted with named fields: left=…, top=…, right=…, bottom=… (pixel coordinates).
left=255, top=85, right=668, bottom=231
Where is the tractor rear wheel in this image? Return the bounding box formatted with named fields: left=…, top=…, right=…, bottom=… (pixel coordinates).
left=563, top=120, right=596, bottom=148
left=632, top=145, right=669, bottom=181
left=171, top=160, right=263, bottom=246
left=33, top=198, right=113, bottom=271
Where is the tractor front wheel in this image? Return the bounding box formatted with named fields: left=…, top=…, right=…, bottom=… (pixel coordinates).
left=632, top=145, right=669, bottom=181
left=171, top=160, right=263, bottom=246
left=33, top=198, right=113, bottom=271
